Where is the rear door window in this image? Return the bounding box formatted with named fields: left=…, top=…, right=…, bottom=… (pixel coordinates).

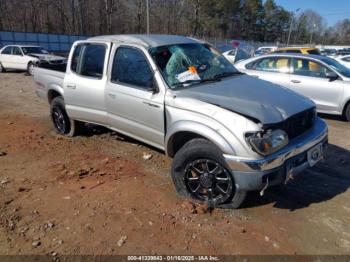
left=71, top=45, right=82, bottom=73
left=291, top=58, right=332, bottom=78
left=1, top=46, right=12, bottom=55
left=70, top=44, right=106, bottom=79
left=253, top=57, right=290, bottom=73
left=12, top=47, right=22, bottom=56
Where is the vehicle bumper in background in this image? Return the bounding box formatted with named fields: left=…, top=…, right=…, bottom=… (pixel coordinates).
left=223, top=118, right=328, bottom=191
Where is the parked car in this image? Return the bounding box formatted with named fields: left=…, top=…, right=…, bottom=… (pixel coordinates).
left=254, top=46, right=277, bottom=56
left=336, top=48, right=350, bottom=57
left=273, top=47, right=321, bottom=55
left=222, top=48, right=237, bottom=63
left=34, top=35, right=327, bottom=208
left=320, top=48, right=337, bottom=57
left=0, top=45, right=66, bottom=75
left=235, top=53, right=350, bottom=121
left=335, top=55, right=350, bottom=68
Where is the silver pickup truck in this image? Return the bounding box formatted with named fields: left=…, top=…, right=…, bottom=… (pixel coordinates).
left=34, top=35, right=328, bottom=208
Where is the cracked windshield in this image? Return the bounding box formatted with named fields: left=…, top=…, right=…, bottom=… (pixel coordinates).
left=150, top=43, right=240, bottom=88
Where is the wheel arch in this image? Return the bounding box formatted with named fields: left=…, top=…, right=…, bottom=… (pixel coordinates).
left=27, top=60, right=37, bottom=68
left=48, top=89, right=63, bottom=104
left=165, top=121, right=236, bottom=158
left=342, top=99, right=350, bottom=114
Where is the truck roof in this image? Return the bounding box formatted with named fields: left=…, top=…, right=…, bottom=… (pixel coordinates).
left=87, top=34, right=201, bottom=48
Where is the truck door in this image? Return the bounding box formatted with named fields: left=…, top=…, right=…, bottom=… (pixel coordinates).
left=105, top=45, right=165, bottom=150
left=64, top=42, right=111, bottom=125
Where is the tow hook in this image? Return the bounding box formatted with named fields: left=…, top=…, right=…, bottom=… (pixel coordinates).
left=260, top=177, right=269, bottom=196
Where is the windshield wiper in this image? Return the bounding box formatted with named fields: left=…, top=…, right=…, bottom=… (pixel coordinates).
left=172, top=77, right=221, bottom=88
left=213, top=71, right=243, bottom=79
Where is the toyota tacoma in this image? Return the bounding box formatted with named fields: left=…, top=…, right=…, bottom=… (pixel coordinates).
left=34, top=35, right=328, bottom=208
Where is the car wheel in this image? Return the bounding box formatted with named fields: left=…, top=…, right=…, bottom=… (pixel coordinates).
left=50, top=97, right=83, bottom=137
left=27, top=62, right=35, bottom=76
left=171, top=138, right=247, bottom=208
left=344, top=103, right=350, bottom=122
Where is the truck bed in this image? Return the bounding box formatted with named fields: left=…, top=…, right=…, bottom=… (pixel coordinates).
left=34, top=66, right=65, bottom=101
left=37, top=61, right=67, bottom=72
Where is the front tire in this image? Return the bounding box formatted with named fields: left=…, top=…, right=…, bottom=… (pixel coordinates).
left=27, top=62, right=35, bottom=76
left=50, top=97, right=83, bottom=137
left=171, top=138, right=247, bottom=208
left=344, top=103, right=350, bottom=122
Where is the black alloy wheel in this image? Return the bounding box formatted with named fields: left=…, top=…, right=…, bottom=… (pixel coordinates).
left=51, top=106, right=68, bottom=134
left=184, top=159, right=234, bottom=204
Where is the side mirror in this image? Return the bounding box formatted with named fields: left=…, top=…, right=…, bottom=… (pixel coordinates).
left=325, top=71, right=338, bottom=81
left=146, top=76, right=159, bottom=93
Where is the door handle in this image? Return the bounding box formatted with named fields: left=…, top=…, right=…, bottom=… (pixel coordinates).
left=291, top=80, right=301, bottom=83
left=142, top=101, right=160, bottom=108
left=108, top=93, right=116, bottom=99
left=67, top=84, right=76, bottom=89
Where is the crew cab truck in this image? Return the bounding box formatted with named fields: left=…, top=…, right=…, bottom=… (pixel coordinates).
left=34, top=35, right=328, bottom=208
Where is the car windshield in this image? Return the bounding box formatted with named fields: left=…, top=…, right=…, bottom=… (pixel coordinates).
left=22, top=47, right=49, bottom=55
left=149, top=43, right=239, bottom=89
left=321, top=57, right=350, bottom=78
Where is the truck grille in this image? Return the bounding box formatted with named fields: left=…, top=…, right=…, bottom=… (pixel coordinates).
left=265, top=108, right=316, bottom=139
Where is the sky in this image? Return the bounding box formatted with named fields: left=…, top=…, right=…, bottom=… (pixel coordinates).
left=273, top=0, right=350, bottom=26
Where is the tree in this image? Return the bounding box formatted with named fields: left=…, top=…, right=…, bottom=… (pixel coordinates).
left=0, top=0, right=348, bottom=45
left=262, top=0, right=290, bottom=42
left=332, top=19, right=350, bottom=44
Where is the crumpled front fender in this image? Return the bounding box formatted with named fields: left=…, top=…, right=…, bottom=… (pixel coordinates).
left=165, top=120, right=236, bottom=157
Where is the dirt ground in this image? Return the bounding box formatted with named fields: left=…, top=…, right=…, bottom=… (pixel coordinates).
left=0, top=72, right=350, bottom=256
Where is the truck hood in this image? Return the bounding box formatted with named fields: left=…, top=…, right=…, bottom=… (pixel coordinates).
left=172, top=74, right=315, bottom=124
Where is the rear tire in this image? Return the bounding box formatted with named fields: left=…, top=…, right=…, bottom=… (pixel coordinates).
left=50, top=97, right=84, bottom=137
left=344, top=103, right=350, bottom=122
left=171, top=138, right=247, bottom=208
left=27, top=62, right=35, bottom=76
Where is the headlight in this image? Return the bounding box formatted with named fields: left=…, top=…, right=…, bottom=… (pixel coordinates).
left=246, top=129, right=289, bottom=156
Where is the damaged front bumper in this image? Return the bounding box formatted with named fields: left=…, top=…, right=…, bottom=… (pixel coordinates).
left=223, top=117, right=328, bottom=191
